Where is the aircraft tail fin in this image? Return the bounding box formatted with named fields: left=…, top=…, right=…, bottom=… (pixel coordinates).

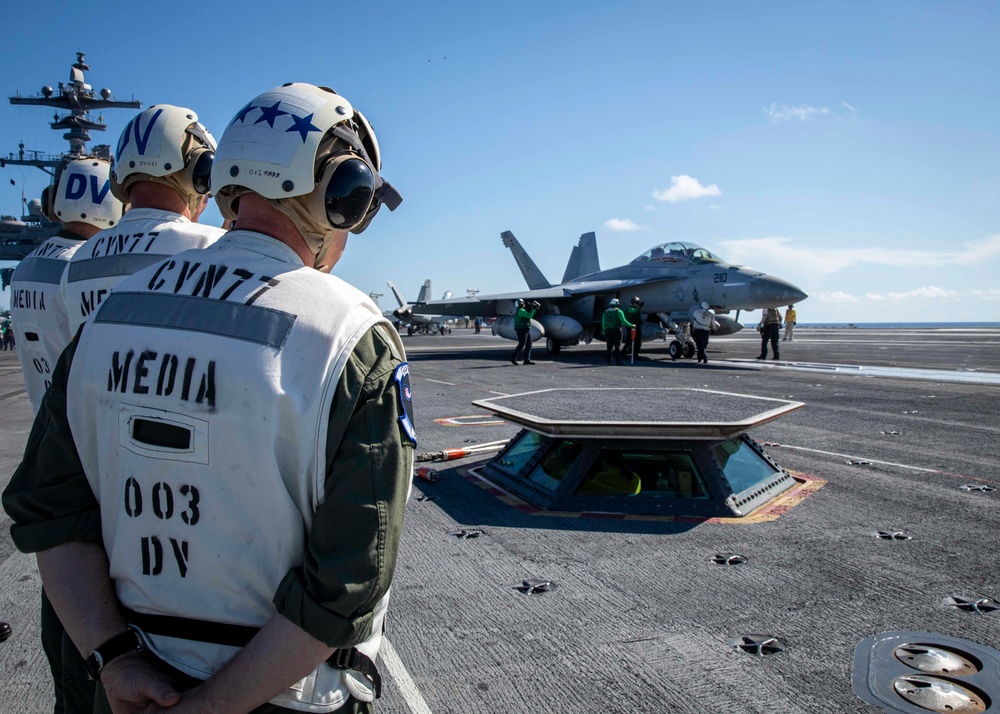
left=561, top=232, right=600, bottom=281
left=501, top=230, right=552, bottom=290
left=387, top=280, right=409, bottom=310
left=416, top=279, right=431, bottom=305
left=561, top=246, right=582, bottom=283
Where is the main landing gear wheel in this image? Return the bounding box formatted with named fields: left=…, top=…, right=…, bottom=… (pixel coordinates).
left=407, top=325, right=415, bottom=336
left=683, top=341, right=696, bottom=359
left=669, top=341, right=683, bottom=360
left=546, top=338, right=561, bottom=355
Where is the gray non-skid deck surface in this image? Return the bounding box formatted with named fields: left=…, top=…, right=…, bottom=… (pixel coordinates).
left=478, top=387, right=792, bottom=425
left=2, top=327, right=1000, bottom=713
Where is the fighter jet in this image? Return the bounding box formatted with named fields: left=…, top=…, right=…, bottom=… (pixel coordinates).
left=421, top=231, right=807, bottom=358
left=387, top=279, right=455, bottom=335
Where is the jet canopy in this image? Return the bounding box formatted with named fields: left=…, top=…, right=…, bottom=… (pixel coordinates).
left=632, top=242, right=721, bottom=265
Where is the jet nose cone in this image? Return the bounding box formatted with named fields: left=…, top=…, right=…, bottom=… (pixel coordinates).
left=750, top=276, right=808, bottom=307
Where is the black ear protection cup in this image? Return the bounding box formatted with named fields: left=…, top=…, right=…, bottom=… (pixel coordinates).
left=308, top=154, right=376, bottom=230
left=184, top=146, right=215, bottom=195
left=40, top=185, right=57, bottom=221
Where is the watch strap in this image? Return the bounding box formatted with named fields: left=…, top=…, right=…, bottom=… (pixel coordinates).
left=85, top=627, right=145, bottom=680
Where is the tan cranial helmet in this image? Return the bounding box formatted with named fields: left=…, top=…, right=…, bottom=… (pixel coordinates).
left=42, top=157, right=124, bottom=229
left=211, top=83, right=402, bottom=266
left=111, top=104, right=217, bottom=214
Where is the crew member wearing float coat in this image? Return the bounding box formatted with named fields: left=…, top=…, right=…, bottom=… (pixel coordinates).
left=783, top=305, right=797, bottom=341
left=690, top=302, right=720, bottom=364
left=622, top=298, right=643, bottom=359
left=4, top=231, right=413, bottom=711
left=511, top=300, right=538, bottom=365
left=60, top=208, right=225, bottom=334
left=601, top=301, right=634, bottom=365
left=757, top=307, right=781, bottom=360
left=11, top=232, right=88, bottom=413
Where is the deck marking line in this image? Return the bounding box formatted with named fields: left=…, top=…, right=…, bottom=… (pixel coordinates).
left=380, top=636, right=434, bottom=714
left=424, top=379, right=456, bottom=386
left=771, top=443, right=974, bottom=476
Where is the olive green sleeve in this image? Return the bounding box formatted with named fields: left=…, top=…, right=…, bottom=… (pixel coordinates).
left=2, top=337, right=103, bottom=553
left=273, top=324, right=413, bottom=648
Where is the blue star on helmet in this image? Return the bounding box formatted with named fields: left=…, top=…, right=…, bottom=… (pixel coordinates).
left=230, top=102, right=258, bottom=126
left=254, top=101, right=288, bottom=128
left=286, top=112, right=321, bottom=143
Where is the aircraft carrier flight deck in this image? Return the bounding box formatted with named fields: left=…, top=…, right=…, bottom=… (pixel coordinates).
left=2, top=326, right=999, bottom=713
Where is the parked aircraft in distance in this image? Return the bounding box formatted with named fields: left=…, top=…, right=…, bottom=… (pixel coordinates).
left=421, top=231, right=807, bottom=358
left=388, top=279, right=455, bottom=335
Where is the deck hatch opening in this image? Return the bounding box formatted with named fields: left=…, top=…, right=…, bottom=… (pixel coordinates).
left=473, top=388, right=804, bottom=517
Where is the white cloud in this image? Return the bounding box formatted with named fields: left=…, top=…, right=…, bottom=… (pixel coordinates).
left=708, top=204, right=722, bottom=211
left=817, top=291, right=860, bottom=304
left=967, top=289, right=1000, bottom=300
left=818, top=286, right=1000, bottom=304
left=766, top=103, right=830, bottom=121
left=603, top=218, right=643, bottom=232
left=842, top=101, right=857, bottom=114
left=718, top=234, right=1000, bottom=281
left=866, top=286, right=956, bottom=301
left=653, top=175, right=721, bottom=203
left=643, top=205, right=658, bottom=212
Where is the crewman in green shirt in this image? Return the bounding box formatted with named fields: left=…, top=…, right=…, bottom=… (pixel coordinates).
left=602, top=298, right=635, bottom=365
left=622, top=296, right=644, bottom=360
left=511, top=298, right=541, bottom=365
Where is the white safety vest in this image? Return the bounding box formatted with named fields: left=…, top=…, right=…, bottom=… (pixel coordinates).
left=66, top=230, right=407, bottom=711
left=10, top=233, right=85, bottom=413
left=691, top=307, right=718, bottom=331
left=61, top=207, right=225, bottom=335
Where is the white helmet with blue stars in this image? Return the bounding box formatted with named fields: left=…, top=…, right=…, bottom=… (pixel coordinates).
left=212, top=82, right=401, bottom=241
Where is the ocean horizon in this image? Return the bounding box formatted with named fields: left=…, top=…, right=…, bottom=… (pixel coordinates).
left=749, top=322, right=1000, bottom=329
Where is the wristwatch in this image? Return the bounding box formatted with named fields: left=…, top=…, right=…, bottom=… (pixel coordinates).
left=85, top=627, right=145, bottom=680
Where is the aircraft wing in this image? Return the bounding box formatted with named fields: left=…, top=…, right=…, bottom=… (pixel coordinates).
left=422, top=276, right=683, bottom=317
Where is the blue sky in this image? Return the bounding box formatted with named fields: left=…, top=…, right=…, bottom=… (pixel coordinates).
left=2, top=0, right=998, bottom=322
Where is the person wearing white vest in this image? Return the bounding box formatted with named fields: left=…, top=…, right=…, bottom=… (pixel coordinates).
left=9, top=155, right=124, bottom=714
left=690, top=301, right=720, bottom=365
left=60, top=104, right=226, bottom=336
left=3, top=83, right=407, bottom=714
left=13, top=157, right=125, bottom=412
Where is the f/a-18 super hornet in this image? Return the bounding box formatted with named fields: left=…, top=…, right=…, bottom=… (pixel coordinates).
left=387, top=279, right=456, bottom=335
left=421, top=231, right=807, bottom=358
